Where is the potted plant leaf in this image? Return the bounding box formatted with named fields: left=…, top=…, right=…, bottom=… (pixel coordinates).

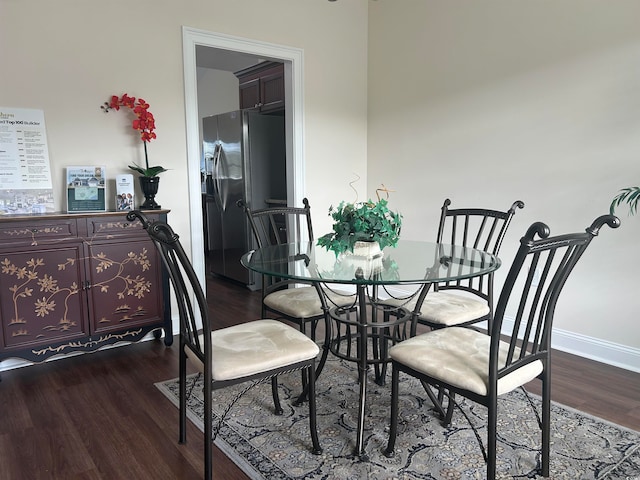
left=610, top=187, right=640, bottom=216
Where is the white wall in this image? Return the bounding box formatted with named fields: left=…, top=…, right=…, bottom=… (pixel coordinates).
left=368, top=0, right=640, bottom=368
left=0, top=0, right=368, bottom=270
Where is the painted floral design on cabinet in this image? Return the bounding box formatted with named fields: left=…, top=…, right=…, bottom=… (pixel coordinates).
left=0, top=245, right=87, bottom=348
left=85, top=239, right=161, bottom=334
left=2, top=256, right=79, bottom=334
left=0, top=230, right=161, bottom=348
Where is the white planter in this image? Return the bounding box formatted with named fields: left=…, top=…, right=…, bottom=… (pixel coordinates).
left=344, top=241, right=383, bottom=278
left=352, top=241, right=382, bottom=259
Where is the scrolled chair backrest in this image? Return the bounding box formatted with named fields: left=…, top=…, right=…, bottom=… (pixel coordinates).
left=435, top=198, right=525, bottom=300
left=489, top=214, right=620, bottom=383
left=437, top=198, right=525, bottom=257
left=127, top=210, right=210, bottom=364
left=237, top=198, right=313, bottom=249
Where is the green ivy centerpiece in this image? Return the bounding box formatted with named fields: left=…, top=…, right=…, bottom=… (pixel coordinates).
left=318, top=197, right=402, bottom=256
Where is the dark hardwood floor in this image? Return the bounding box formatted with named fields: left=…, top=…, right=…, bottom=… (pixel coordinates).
left=0, top=275, right=638, bottom=479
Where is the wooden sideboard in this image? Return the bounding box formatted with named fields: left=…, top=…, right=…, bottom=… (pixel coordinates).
left=0, top=210, right=172, bottom=369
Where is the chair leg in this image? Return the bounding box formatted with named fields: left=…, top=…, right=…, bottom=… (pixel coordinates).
left=372, top=325, right=382, bottom=383
left=179, top=349, right=187, bottom=444
left=314, top=334, right=331, bottom=380
left=375, top=326, right=390, bottom=386
left=384, top=364, right=400, bottom=457
left=299, top=321, right=310, bottom=393
left=374, top=318, right=391, bottom=386
left=420, top=380, right=447, bottom=419
left=295, top=318, right=332, bottom=406
left=487, top=398, right=497, bottom=480
left=204, top=371, right=213, bottom=480
left=307, top=362, right=323, bottom=455
left=271, top=376, right=284, bottom=415
left=541, top=370, right=551, bottom=477
left=442, top=390, right=456, bottom=426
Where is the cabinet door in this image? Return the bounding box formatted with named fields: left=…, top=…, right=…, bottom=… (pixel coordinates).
left=85, top=237, right=163, bottom=334
left=259, top=69, right=285, bottom=112
left=239, top=78, right=261, bottom=110
left=0, top=243, right=88, bottom=350
left=236, top=62, right=285, bottom=112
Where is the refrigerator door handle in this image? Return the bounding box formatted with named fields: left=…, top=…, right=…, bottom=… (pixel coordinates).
left=213, top=143, right=223, bottom=210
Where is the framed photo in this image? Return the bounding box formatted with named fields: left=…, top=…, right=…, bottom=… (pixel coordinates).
left=66, top=166, right=107, bottom=212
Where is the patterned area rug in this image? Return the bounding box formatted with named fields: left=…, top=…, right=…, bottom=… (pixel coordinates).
left=156, top=357, right=640, bottom=479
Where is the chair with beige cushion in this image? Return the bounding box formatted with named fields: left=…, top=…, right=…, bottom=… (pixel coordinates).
left=238, top=198, right=354, bottom=382
left=128, top=210, right=322, bottom=480
left=386, top=198, right=524, bottom=332
left=384, top=214, right=619, bottom=479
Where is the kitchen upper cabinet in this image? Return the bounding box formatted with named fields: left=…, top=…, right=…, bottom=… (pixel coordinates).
left=236, top=62, right=285, bottom=113
left=0, top=211, right=171, bottom=367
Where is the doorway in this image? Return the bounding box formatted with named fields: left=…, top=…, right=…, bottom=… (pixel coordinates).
left=182, top=27, right=305, bottom=293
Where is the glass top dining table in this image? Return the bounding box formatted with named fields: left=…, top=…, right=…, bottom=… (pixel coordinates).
left=240, top=239, right=501, bottom=286
left=241, top=239, right=500, bottom=459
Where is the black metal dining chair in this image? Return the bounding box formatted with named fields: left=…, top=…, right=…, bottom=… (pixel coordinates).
left=385, top=198, right=524, bottom=333
left=127, top=211, right=322, bottom=480
left=384, top=214, right=620, bottom=480
left=238, top=198, right=355, bottom=381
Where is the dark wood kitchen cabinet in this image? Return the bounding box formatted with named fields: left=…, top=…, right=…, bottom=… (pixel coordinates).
left=0, top=210, right=172, bottom=367
left=235, top=61, right=285, bottom=113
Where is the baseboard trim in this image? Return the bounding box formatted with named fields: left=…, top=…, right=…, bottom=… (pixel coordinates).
left=545, top=325, right=639, bottom=373
left=499, top=316, right=639, bottom=373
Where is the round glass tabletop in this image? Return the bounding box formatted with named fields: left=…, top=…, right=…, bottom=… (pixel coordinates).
left=241, top=239, right=501, bottom=286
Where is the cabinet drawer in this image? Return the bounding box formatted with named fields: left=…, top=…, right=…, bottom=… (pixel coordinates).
left=85, top=215, right=157, bottom=239
left=0, top=219, right=78, bottom=245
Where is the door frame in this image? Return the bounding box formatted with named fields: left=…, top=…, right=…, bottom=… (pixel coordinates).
left=182, top=26, right=305, bottom=290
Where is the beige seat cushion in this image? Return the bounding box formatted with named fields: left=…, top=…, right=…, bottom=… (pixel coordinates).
left=384, top=291, right=490, bottom=326
left=264, top=286, right=353, bottom=319
left=389, top=327, right=543, bottom=396
left=185, top=319, right=320, bottom=381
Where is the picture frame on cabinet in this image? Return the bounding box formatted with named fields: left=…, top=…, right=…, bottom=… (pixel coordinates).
left=66, top=166, right=107, bottom=212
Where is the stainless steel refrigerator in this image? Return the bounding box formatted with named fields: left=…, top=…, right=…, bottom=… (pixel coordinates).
left=202, top=110, right=286, bottom=287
